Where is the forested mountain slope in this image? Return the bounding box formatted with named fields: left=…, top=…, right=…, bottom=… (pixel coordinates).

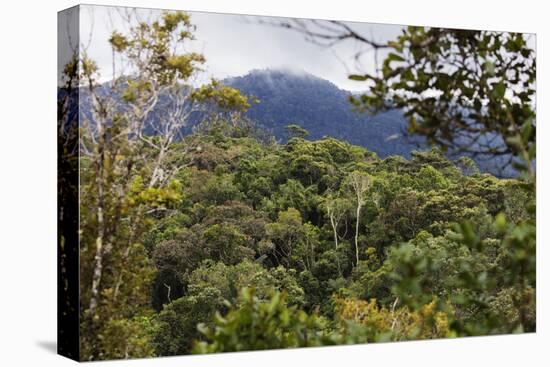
left=224, top=69, right=423, bottom=158
left=76, top=69, right=514, bottom=176
left=224, top=69, right=516, bottom=176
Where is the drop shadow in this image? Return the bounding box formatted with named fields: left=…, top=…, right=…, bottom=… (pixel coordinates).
left=36, top=340, right=57, bottom=354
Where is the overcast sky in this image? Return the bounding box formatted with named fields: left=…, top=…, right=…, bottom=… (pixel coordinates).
left=71, top=4, right=403, bottom=91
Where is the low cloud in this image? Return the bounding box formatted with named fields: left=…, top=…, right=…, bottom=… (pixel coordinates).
left=79, top=4, right=403, bottom=91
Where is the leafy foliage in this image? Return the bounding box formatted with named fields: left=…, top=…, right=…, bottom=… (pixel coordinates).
left=193, top=288, right=338, bottom=353
left=349, top=28, right=535, bottom=177
left=64, top=11, right=535, bottom=360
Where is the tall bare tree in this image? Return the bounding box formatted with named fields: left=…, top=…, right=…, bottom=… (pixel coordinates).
left=324, top=195, right=349, bottom=273
left=345, top=171, right=371, bottom=266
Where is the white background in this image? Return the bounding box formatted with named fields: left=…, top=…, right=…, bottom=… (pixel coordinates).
left=0, top=0, right=547, bottom=365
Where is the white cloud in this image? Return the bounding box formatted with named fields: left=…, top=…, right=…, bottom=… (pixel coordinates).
left=78, top=4, right=403, bottom=91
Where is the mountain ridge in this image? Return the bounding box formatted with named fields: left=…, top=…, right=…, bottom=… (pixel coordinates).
left=72, top=68, right=514, bottom=176
left=223, top=68, right=426, bottom=159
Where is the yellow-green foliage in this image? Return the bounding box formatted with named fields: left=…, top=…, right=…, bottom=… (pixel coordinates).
left=193, top=288, right=337, bottom=353
left=335, top=297, right=452, bottom=342
left=191, top=79, right=252, bottom=112
left=96, top=316, right=156, bottom=359
left=128, top=177, right=182, bottom=207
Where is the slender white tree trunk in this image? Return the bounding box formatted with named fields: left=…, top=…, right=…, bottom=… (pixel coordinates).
left=355, top=203, right=362, bottom=266
left=330, top=216, right=339, bottom=249
left=89, top=129, right=106, bottom=314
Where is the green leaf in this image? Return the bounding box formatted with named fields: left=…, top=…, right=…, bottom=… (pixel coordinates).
left=492, top=82, right=506, bottom=100
left=387, top=53, right=405, bottom=62
left=528, top=143, right=536, bottom=160
left=348, top=74, right=368, bottom=81
left=483, top=61, right=496, bottom=76
left=521, top=122, right=533, bottom=143
left=495, top=213, right=507, bottom=234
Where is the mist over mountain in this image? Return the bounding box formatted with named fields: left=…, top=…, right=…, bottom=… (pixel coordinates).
left=224, top=69, right=515, bottom=176
left=224, top=69, right=425, bottom=159
left=73, top=68, right=514, bottom=176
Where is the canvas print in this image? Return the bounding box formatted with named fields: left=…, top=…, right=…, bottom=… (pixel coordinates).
left=58, top=4, right=536, bottom=361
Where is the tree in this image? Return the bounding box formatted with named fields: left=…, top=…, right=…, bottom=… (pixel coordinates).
left=265, top=208, right=305, bottom=267
left=153, top=287, right=220, bottom=355
left=301, top=223, right=321, bottom=272
left=324, top=194, right=351, bottom=274
left=345, top=171, right=371, bottom=266
left=272, top=20, right=535, bottom=178
left=348, top=28, right=535, bottom=178
left=324, top=195, right=349, bottom=250
left=77, top=10, right=251, bottom=360
left=192, top=288, right=337, bottom=353
left=188, top=261, right=305, bottom=308
left=451, top=216, right=535, bottom=334
left=335, top=297, right=451, bottom=342
left=285, top=124, right=310, bottom=139
left=153, top=260, right=306, bottom=355
left=275, top=22, right=537, bottom=334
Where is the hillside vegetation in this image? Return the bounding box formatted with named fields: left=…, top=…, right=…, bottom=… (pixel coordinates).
left=78, top=121, right=534, bottom=358
left=57, top=10, right=535, bottom=360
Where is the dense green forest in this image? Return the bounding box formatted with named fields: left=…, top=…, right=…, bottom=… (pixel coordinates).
left=82, top=124, right=535, bottom=358
left=58, top=10, right=536, bottom=360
